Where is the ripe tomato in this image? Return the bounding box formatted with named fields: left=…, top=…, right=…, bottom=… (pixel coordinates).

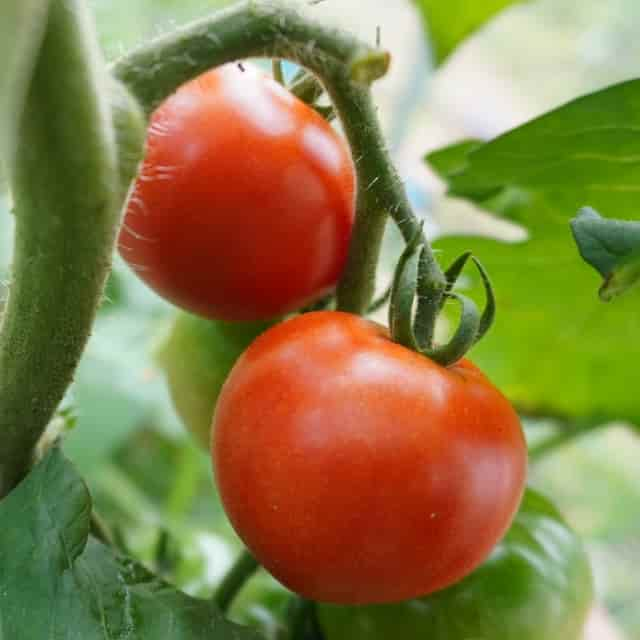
left=212, top=311, right=527, bottom=604
left=118, top=63, right=355, bottom=321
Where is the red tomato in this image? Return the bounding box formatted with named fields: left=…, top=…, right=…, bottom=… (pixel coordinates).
left=118, top=64, right=355, bottom=321
left=212, top=311, right=527, bottom=604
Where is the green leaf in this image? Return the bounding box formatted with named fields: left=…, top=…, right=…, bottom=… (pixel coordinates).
left=0, top=448, right=263, bottom=639
left=570, top=207, right=640, bottom=301
left=414, top=0, right=524, bottom=64
left=446, top=79, right=640, bottom=201
left=602, top=249, right=640, bottom=302
left=428, top=80, right=640, bottom=425
left=425, top=138, right=482, bottom=177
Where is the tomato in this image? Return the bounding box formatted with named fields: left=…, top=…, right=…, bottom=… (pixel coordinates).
left=118, top=63, right=355, bottom=321
left=155, top=312, right=271, bottom=448
left=212, top=311, right=527, bottom=604
left=317, top=488, right=594, bottom=640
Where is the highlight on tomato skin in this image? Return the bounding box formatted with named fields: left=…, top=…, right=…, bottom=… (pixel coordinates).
left=212, top=310, right=528, bottom=605
left=118, top=63, right=356, bottom=322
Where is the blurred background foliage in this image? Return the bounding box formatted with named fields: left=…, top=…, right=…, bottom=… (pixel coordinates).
left=2, top=0, right=640, bottom=638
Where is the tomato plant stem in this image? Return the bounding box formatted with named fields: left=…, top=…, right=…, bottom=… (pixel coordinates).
left=286, top=597, right=324, bottom=640
left=272, top=58, right=285, bottom=84
left=0, top=0, right=121, bottom=497
left=112, top=0, right=443, bottom=315
left=90, top=511, right=116, bottom=547
left=214, top=548, right=260, bottom=613
left=0, top=0, right=50, bottom=171
left=289, top=71, right=325, bottom=105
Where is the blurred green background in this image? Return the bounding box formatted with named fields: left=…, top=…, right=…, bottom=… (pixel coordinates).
left=3, top=0, right=640, bottom=638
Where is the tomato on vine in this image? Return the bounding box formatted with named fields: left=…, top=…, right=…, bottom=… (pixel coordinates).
left=118, top=63, right=356, bottom=321
left=212, top=311, right=527, bottom=604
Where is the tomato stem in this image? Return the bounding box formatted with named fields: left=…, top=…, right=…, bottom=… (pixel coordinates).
left=289, top=71, right=324, bottom=105
left=367, top=281, right=393, bottom=313
left=286, top=596, right=324, bottom=640
left=213, top=548, right=260, bottom=613
left=288, top=71, right=335, bottom=121
left=0, top=0, right=122, bottom=497
left=0, top=0, right=50, bottom=172
left=90, top=510, right=116, bottom=547
left=112, top=0, right=444, bottom=315
left=272, top=58, right=285, bottom=84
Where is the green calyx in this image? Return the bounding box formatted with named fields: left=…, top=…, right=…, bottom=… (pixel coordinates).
left=389, top=227, right=496, bottom=367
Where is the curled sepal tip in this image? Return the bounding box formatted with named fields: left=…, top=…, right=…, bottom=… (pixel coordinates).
left=388, top=244, right=496, bottom=367
left=428, top=292, right=480, bottom=365
left=471, top=255, right=496, bottom=344
left=388, top=226, right=423, bottom=351
left=444, top=251, right=472, bottom=290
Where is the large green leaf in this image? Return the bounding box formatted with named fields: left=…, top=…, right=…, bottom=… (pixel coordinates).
left=414, top=0, right=524, bottom=64
left=0, top=448, right=262, bottom=640
left=429, top=79, right=640, bottom=425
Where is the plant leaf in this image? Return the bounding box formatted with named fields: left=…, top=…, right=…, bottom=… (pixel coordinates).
left=570, top=207, right=640, bottom=301
left=0, top=448, right=263, bottom=640
left=414, top=0, right=524, bottom=64
left=426, top=139, right=482, bottom=177
left=427, top=79, right=640, bottom=425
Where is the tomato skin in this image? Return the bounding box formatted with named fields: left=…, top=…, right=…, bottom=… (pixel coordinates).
left=212, top=311, right=527, bottom=604
left=317, top=489, right=594, bottom=640
left=117, top=63, right=355, bottom=322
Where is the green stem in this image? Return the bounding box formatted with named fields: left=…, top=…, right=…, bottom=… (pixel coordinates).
left=286, top=597, right=320, bottom=640
left=90, top=510, right=116, bottom=547
left=367, top=282, right=392, bottom=313
left=112, top=1, right=438, bottom=315
left=0, top=0, right=120, bottom=497
left=289, top=71, right=325, bottom=105
left=213, top=548, right=260, bottom=613
left=272, top=58, right=285, bottom=84
left=0, top=0, right=50, bottom=172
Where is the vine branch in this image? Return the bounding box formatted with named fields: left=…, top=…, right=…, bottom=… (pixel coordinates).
left=0, top=0, right=121, bottom=497
left=112, top=0, right=440, bottom=314
left=213, top=548, right=260, bottom=613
